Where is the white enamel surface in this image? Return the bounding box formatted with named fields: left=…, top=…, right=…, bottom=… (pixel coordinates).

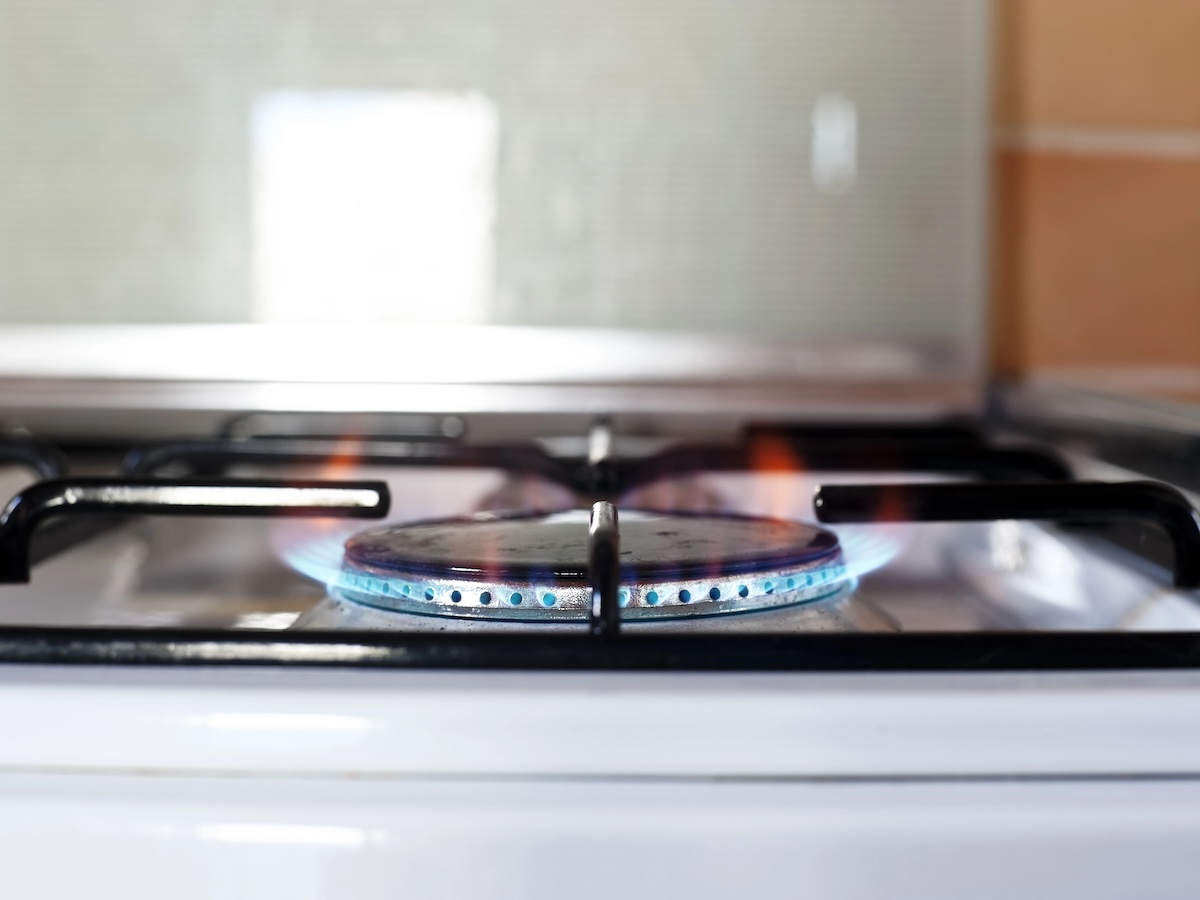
left=5, top=668, right=1200, bottom=896
left=2, top=775, right=1200, bottom=899
left=6, top=666, right=1200, bottom=778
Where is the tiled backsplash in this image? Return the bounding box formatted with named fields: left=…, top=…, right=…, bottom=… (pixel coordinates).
left=992, top=0, right=1200, bottom=373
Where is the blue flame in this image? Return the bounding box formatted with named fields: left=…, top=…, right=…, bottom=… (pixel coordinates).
left=272, top=521, right=358, bottom=590
left=275, top=515, right=908, bottom=617
left=833, top=523, right=911, bottom=580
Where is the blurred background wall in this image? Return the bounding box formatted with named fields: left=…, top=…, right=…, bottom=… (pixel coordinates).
left=992, top=0, right=1200, bottom=375
left=0, top=0, right=987, bottom=353
left=5, top=0, right=1197, bottom=381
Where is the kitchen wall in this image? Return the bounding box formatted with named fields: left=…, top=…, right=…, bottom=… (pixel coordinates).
left=992, top=0, right=1200, bottom=375
left=0, top=0, right=988, bottom=357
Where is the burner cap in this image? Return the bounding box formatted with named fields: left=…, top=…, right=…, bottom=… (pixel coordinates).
left=337, top=509, right=849, bottom=621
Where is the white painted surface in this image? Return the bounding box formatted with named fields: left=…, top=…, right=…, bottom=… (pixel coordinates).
left=6, top=666, right=1200, bottom=778
left=3, top=667, right=1200, bottom=895
left=1, top=774, right=1199, bottom=899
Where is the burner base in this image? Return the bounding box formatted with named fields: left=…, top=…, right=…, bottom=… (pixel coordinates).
left=338, top=509, right=849, bottom=622
left=295, top=580, right=899, bottom=633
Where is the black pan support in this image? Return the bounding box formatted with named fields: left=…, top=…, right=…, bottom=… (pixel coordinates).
left=622, top=443, right=1072, bottom=490
left=588, top=501, right=621, bottom=636
left=120, top=424, right=1072, bottom=496
left=10, top=629, right=1200, bottom=671
left=0, top=440, right=69, bottom=480
left=814, top=480, right=1200, bottom=589
left=0, top=477, right=391, bottom=583
left=122, top=438, right=573, bottom=484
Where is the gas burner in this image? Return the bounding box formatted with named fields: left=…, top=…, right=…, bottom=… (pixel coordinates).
left=336, top=509, right=851, bottom=621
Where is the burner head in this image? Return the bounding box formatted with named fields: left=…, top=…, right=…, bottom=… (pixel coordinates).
left=337, top=509, right=849, bottom=621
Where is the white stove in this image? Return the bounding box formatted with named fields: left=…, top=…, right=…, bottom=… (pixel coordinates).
left=2, top=372, right=1200, bottom=898
left=0, top=0, right=1190, bottom=888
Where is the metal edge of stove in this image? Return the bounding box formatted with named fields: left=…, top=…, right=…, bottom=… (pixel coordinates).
left=998, top=377, right=1200, bottom=493
left=1002, top=373, right=1200, bottom=437
left=0, top=379, right=983, bottom=439
left=0, top=325, right=981, bottom=436
left=0, top=326, right=978, bottom=384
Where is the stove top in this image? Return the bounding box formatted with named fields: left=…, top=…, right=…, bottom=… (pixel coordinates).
left=1, top=413, right=1199, bottom=669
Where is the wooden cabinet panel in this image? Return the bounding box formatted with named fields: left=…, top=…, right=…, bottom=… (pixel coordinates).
left=994, top=151, right=1200, bottom=371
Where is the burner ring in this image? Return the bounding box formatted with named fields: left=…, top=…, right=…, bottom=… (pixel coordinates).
left=337, top=509, right=850, bottom=621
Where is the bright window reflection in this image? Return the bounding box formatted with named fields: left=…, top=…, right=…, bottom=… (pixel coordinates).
left=174, top=713, right=372, bottom=732
left=810, top=92, right=858, bottom=193
left=252, top=91, right=498, bottom=324
left=195, top=823, right=376, bottom=847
